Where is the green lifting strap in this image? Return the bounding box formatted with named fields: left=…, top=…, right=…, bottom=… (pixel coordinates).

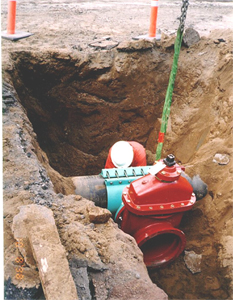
left=156, top=0, right=189, bottom=160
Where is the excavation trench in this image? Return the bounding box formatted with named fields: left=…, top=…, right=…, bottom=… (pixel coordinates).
left=11, top=44, right=170, bottom=178
left=8, top=38, right=232, bottom=300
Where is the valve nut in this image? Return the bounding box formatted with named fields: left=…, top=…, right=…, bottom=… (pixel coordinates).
left=163, top=154, right=176, bottom=167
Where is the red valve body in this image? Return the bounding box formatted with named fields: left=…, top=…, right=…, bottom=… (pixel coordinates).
left=116, top=161, right=196, bottom=268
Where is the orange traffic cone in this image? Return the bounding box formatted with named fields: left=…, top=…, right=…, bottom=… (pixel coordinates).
left=2, top=0, right=33, bottom=41
left=149, top=0, right=159, bottom=37
left=7, top=0, right=16, bottom=34
left=133, top=0, right=161, bottom=41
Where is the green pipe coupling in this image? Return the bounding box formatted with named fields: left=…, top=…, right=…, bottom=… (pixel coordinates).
left=101, top=166, right=151, bottom=214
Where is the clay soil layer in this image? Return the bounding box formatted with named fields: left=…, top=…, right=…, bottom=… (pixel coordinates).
left=2, top=1, right=233, bottom=300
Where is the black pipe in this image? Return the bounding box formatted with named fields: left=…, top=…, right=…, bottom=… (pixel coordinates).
left=72, top=175, right=107, bottom=208
left=71, top=171, right=208, bottom=209
left=181, top=172, right=208, bottom=200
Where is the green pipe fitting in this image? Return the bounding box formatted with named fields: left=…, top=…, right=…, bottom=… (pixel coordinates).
left=101, top=166, right=151, bottom=214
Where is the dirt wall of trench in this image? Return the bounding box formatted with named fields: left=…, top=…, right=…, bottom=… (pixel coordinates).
left=3, top=28, right=233, bottom=299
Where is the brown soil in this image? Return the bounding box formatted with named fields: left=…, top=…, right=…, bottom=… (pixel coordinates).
left=2, top=0, right=233, bottom=299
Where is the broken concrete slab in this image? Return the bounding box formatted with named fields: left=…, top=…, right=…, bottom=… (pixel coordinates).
left=29, top=223, right=78, bottom=300
left=12, top=204, right=56, bottom=269
left=12, top=204, right=79, bottom=300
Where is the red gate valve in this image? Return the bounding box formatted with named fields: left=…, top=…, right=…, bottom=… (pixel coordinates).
left=116, top=154, right=196, bottom=268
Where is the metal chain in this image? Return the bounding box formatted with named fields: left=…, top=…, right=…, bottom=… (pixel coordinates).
left=179, top=0, right=189, bottom=32
left=155, top=0, right=189, bottom=160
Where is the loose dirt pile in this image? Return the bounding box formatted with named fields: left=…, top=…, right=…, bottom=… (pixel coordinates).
left=2, top=1, right=233, bottom=300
